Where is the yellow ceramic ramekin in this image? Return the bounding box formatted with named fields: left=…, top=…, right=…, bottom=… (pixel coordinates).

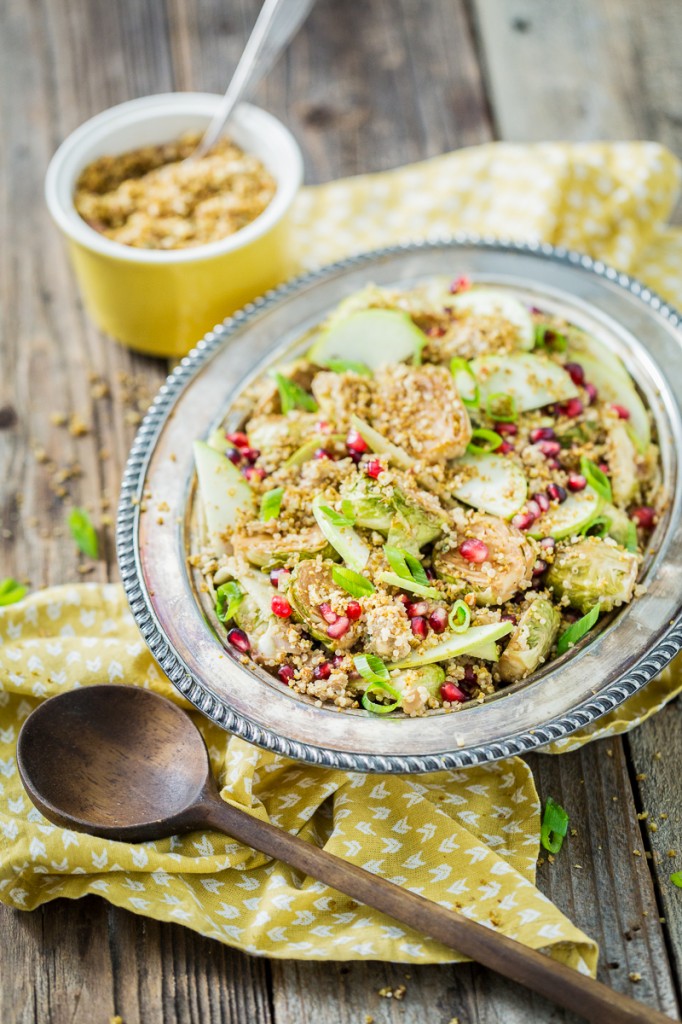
left=45, top=93, right=303, bottom=358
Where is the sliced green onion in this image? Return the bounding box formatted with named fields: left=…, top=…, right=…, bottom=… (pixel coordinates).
left=332, top=566, right=375, bottom=598
left=578, top=514, right=611, bottom=539
left=324, top=359, right=373, bottom=377
left=670, top=872, right=682, bottom=888
left=485, top=392, right=517, bottom=423
left=450, top=357, right=479, bottom=407
left=624, top=520, right=639, bottom=553
left=260, top=487, right=284, bottom=522
left=448, top=599, right=471, bottom=633
left=273, top=372, right=318, bottom=414
left=384, top=545, right=412, bottom=581
left=341, top=498, right=356, bottom=521
left=361, top=680, right=401, bottom=714
left=68, top=507, right=99, bottom=559
left=580, top=457, right=612, bottom=503
left=319, top=503, right=355, bottom=527
left=540, top=797, right=569, bottom=854
left=404, top=552, right=429, bottom=587
left=379, top=571, right=441, bottom=599
left=215, top=581, right=244, bottom=623
left=353, top=653, right=390, bottom=684
left=466, top=429, right=503, bottom=455
left=0, top=578, right=28, bottom=606
left=556, top=603, right=601, bottom=656
left=534, top=325, right=568, bottom=352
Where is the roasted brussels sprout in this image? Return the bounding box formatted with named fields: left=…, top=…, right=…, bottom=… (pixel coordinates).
left=232, top=525, right=336, bottom=569
left=288, top=559, right=362, bottom=650
left=390, top=665, right=445, bottom=715
left=497, top=597, right=561, bottom=683
left=546, top=537, right=638, bottom=613
left=340, top=475, right=443, bottom=554
left=433, top=515, right=536, bottom=605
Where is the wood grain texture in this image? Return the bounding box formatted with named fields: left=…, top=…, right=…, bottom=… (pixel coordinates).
left=1, top=0, right=680, bottom=1021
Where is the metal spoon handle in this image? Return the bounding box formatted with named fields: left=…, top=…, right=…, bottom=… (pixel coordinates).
left=193, top=0, right=316, bottom=158
left=197, top=793, right=670, bottom=1024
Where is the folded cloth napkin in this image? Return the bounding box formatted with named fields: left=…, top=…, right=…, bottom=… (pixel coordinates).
left=2, top=142, right=682, bottom=972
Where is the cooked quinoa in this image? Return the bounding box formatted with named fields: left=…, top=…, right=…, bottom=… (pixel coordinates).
left=74, top=132, right=276, bottom=250
left=191, top=278, right=661, bottom=716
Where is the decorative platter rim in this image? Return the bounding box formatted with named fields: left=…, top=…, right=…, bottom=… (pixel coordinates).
left=116, top=237, right=682, bottom=773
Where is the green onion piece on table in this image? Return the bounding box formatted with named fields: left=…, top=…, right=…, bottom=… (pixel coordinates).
left=556, top=604, right=601, bottom=656
left=273, top=372, right=318, bottom=413
left=361, top=681, right=401, bottom=714
left=68, top=507, right=99, bottom=559
left=670, top=872, right=682, bottom=888
left=540, top=797, right=569, bottom=854
left=0, top=578, right=28, bottom=606
left=332, top=566, right=375, bottom=598
left=260, top=487, right=284, bottom=522
left=448, top=599, right=471, bottom=633
left=467, top=429, right=504, bottom=455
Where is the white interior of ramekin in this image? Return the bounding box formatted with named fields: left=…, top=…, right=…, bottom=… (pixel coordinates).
left=45, top=92, right=304, bottom=264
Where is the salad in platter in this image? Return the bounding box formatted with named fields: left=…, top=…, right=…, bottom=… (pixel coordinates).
left=190, top=278, right=661, bottom=717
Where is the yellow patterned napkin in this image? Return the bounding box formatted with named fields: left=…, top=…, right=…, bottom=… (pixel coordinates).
left=2, top=141, right=682, bottom=971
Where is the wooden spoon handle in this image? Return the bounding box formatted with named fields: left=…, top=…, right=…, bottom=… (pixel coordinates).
left=200, top=795, right=671, bottom=1024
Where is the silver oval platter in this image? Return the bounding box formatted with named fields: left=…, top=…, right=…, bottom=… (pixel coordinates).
left=117, top=239, right=682, bottom=773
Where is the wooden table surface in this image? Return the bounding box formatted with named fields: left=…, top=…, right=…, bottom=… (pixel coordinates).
left=1, top=0, right=681, bottom=1021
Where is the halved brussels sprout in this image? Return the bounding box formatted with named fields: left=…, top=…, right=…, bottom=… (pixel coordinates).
left=433, top=515, right=536, bottom=605
left=497, top=598, right=561, bottom=682
left=232, top=525, right=335, bottom=569
left=391, top=665, right=445, bottom=715
left=340, top=475, right=443, bottom=555
left=545, top=537, right=638, bottom=613
left=288, top=559, right=362, bottom=650
left=229, top=566, right=293, bottom=664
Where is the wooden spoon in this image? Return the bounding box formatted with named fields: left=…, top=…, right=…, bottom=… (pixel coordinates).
left=17, top=686, right=670, bottom=1024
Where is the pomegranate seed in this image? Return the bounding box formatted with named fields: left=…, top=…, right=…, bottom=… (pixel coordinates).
left=278, top=664, right=295, bottom=684
left=327, top=615, right=350, bottom=639
left=425, top=567, right=436, bottom=580
left=496, top=441, right=515, bottom=454
left=314, top=447, right=332, bottom=460
left=631, top=506, right=657, bottom=529
left=346, top=601, right=362, bottom=621
left=611, top=404, right=631, bottom=420
left=463, top=665, right=477, bottom=684
left=536, top=440, right=561, bottom=458
left=459, top=538, right=490, bottom=563
left=226, top=446, right=243, bottom=465
left=428, top=607, right=448, bottom=633
left=449, top=275, right=471, bottom=294
left=426, top=324, right=446, bottom=338
left=366, top=459, right=384, bottom=479
left=532, top=491, right=551, bottom=512
left=533, top=559, right=548, bottom=577
left=243, top=466, right=266, bottom=482
left=526, top=499, right=542, bottom=519
left=540, top=537, right=556, bottom=551
left=495, top=421, right=518, bottom=436
left=584, top=382, right=598, bottom=405
left=565, top=362, right=585, bottom=386
left=349, top=450, right=364, bottom=464
left=560, top=398, right=583, bottom=418
left=599, top=462, right=610, bottom=475
left=397, top=593, right=410, bottom=607
left=241, top=447, right=260, bottom=463
left=333, top=653, right=345, bottom=667
left=226, top=431, right=249, bottom=449
left=346, top=429, right=368, bottom=454
left=314, top=661, right=332, bottom=680
left=227, top=627, right=250, bottom=653
left=547, top=483, right=567, bottom=503
left=271, top=595, right=292, bottom=618
left=411, top=616, right=429, bottom=638
left=530, top=427, right=556, bottom=443
left=511, top=511, right=536, bottom=530
left=501, top=613, right=517, bottom=624
left=407, top=601, right=429, bottom=617
left=547, top=458, right=561, bottom=471
left=315, top=420, right=331, bottom=433
left=567, top=472, right=587, bottom=492
left=269, top=567, right=290, bottom=588
left=441, top=681, right=467, bottom=703
left=318, top=603, right=338, bottom=624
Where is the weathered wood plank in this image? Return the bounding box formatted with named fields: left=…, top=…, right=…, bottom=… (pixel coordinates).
left=471, top=0, right=682, bottom=155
